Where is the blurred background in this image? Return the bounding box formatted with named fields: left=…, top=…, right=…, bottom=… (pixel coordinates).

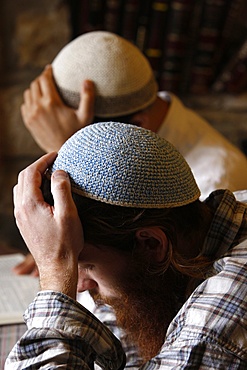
left=0, top=0, right=247, bottom=254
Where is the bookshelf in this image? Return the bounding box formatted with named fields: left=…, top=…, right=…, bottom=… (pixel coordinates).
left=67, top=0, right=247, bottom=95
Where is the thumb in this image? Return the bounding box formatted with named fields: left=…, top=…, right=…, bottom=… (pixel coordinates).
left=76, top=80, right=95, bottom=126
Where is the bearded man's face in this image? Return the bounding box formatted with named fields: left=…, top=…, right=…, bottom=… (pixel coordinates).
left=77, top=243, right=179, bottom=362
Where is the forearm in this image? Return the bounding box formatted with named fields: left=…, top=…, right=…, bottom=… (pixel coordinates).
left=5, top=291, right=125, bottom=370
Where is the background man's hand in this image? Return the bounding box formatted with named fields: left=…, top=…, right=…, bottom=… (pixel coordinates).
left=13, top=253, right=38, bottom=277
left=21, top=65, right=95, bottom=152
left=13, top=152, right=84, bottom=299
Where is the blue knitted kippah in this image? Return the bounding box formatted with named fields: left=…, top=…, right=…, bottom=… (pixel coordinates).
left=50, top=122, right=200, bottom=208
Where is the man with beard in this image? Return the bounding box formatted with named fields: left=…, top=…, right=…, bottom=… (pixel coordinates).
left=14, top=31, right=247, bottom=280
left=6, top=122, right=247, bottom=369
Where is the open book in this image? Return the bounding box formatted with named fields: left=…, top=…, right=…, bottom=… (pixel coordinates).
left=0, top=254, right=40, bottom=325
left=0, top=253, right=96, bottom=325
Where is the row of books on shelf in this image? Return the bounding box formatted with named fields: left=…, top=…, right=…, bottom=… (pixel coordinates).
left=70, top=0, right=247, bottom=94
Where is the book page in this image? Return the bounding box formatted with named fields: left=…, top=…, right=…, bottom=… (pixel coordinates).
left=0, top=254, right=40, bottom=325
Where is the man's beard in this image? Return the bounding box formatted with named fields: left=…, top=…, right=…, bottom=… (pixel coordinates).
left=90, top=255, right=183, bottom=362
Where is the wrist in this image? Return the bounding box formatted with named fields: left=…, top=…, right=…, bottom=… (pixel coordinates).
left=38, top=259, right=78, bottom=299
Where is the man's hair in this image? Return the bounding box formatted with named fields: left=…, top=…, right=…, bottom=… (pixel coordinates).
left=43, top=177, right=213, bottom=286
left=93, top=113, right=135, bottom=125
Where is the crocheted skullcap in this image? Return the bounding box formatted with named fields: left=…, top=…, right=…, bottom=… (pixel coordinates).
left=50, top=122, right=200, bottom=208
left=52, top=31, right=157, bottom=118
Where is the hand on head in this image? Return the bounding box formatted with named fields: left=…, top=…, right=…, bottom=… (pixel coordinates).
left=21, top=65, right=95, bottom=152
left=13, top=152, right=84, bottom=299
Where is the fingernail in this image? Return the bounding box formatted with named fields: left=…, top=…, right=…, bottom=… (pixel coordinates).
left=83, top=80, right=93, bottom=90
left=52, top=170, right=69, bottom=179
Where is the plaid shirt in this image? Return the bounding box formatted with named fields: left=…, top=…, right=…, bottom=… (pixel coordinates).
left=5, top=190, right=247, bottom=369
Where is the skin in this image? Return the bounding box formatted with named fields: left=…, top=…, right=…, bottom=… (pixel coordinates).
left=77, top=243, right=131, bottom=298
left=13, top=153, right=169, bottom=302
left=21, top=65, right=95, bottom=152
left=14, top=65, right=169, bottom=276
left=13, top=253, right=39, bottom=277
left=21, top=65, right=169, bottom=153
left=13, top=152, right=83, bottom=299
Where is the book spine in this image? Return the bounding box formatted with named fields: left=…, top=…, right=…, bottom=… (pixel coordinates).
left=159, top=0, right=195, bottom=93
left=212, top=38, right=247, bottom=93
left=120, top=0, right=141, bottom=43
left=75, top=0, right=90, bottom=36
left=69, top=0, right=106, bottom=38
left=103, top=0, right=125, bottom=34
left=136, top=0, right=153, bottom=51
left=189, top=0, right=229, bottom=94
left=179, top=0, right=204, bottom=94
left=68, top=0, right=90, bottom=38
left=87, top=0, right=105, bottom=31
left=144, top=0, right=171, bottom=81
left=212, top=0, right=246, bottom=78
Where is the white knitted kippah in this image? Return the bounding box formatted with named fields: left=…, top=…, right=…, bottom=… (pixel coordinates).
left=52, top=31, right=157, bottom=117
left=50, top=122, right=201, bottom=208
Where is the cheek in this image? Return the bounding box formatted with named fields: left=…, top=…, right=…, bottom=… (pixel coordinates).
left=78, top=244, right=132, bottom=297
left=93, top=256, right=133, bottom=298
left=91, top=266, right=125, bottom=298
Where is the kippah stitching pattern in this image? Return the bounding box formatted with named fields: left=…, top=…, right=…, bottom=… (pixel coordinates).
left=52, top=31, right=158, bottom=117
left=56, top=77, right=157, bottom=117
left=51, top=122, right=200, bottom=208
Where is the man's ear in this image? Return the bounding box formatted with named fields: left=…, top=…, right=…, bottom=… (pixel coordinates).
left=135, top=227, right=168, bottom=263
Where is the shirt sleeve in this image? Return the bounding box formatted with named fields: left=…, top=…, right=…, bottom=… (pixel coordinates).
left=5, top=291, right=126, bottom=370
